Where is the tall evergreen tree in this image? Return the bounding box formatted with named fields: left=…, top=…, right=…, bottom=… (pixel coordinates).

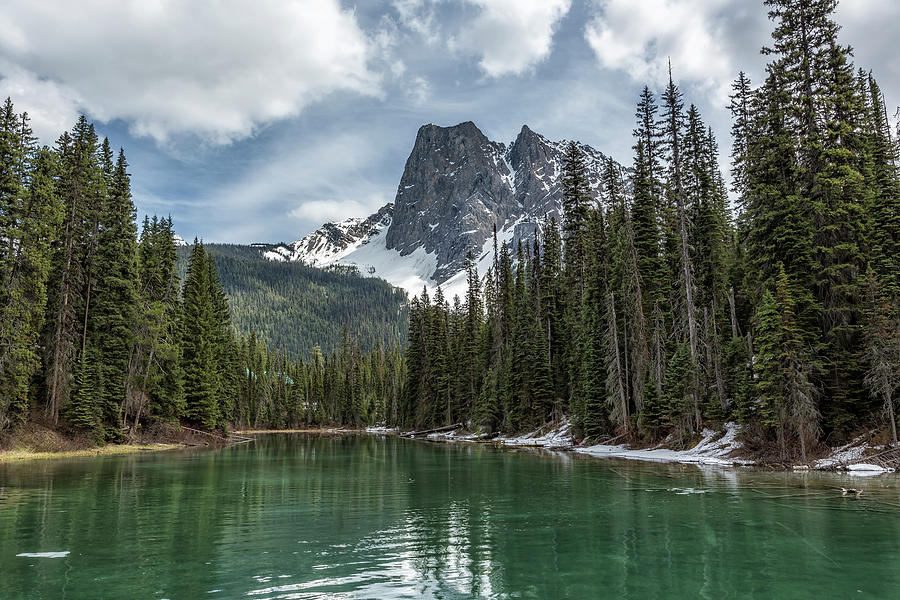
left=70, top=149, right=138, bottom=438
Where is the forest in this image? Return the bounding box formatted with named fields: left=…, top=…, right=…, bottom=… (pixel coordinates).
left=401, top=0, right=900, bottom=462
left=1, top=0, right=898, bottom=463
left=0, top=106, right=406, bottom=440
left=178, top=243, right=408, bottom=357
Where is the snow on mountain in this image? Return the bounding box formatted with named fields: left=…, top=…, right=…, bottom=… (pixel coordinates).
left=269, top=122, right=618, bottom=299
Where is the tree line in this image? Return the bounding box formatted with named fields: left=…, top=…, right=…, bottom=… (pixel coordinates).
left=3, top=0, right=898, bottom=458
left=0, top=106, right=406, bottom=439
left=401, top=0, right=900, bottom=461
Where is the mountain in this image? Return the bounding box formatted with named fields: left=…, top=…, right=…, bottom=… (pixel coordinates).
left=176, top=244, right=408, bottom=357
left=267, top=121, right=615, bottom=299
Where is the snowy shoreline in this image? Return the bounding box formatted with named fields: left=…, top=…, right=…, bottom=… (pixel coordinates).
left=366, top=422, right=895, bottom=474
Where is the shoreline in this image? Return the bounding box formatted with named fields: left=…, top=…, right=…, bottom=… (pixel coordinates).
left=0, top=443, right=187, bottom=464
left=3, top=425, right=893, bottom=475
left=367, top=423, right=896, bottom=475
left=232, top=427, right=362, bottom=435
left=0, top=426, right=357, bottom=464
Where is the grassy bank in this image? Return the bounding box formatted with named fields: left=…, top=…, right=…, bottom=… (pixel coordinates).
left=0, top=421, right=196, bottom=464
left=0, top=443, right=185, bottom=463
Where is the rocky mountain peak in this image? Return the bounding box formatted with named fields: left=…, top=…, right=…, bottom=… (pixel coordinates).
left=273, top=121, right=616, bottom=298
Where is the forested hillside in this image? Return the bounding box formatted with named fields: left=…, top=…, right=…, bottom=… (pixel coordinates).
left=176, top=244, right=408, bottom=357
left=399, top=0, right=900, bottom=463
left=0, top=105, right=405, bottom=439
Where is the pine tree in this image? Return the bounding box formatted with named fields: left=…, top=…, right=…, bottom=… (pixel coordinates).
left=539, top=216, right=567, bottom=420
left=528, top=237, right=555, bottom=424
left=661, top=65, right=701, bottom=431
left=578, top=207, right=609, bottom=439
left=74, top=149, right=138, bottom=439
left=64, top=346, right=103, bottom=435
left=561, top=141, right=591, bottom=295
left=631, top=138, right=664, bottom=310
left=43, top=117, right=103, bottom=424
left=729, top=72, right=754, bottom=209
left=463, top=250, right=483, bottom=418
left=753, top=266, right=819, bottom=462
left=127, top=216, right=184, bottom=429
left=181, top=241, right=221, bottom=429
left=429, top=285, right=451, bottom=426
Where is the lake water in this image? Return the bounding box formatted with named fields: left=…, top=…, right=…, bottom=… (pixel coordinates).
left=2, top=434, right=899, bottom=599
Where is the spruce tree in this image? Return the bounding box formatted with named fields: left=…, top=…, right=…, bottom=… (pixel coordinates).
left=661, top=65, right=701, bottom=431
left=181, top=241, right=221, bottom=429
left=74, top=149, right=138, bottom=439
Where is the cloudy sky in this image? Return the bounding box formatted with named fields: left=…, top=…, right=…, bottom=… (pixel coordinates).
left=1, top=0, right=898, bottom=243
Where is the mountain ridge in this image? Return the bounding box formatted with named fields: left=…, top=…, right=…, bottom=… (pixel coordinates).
left=266, top=121, right=617, bottom=298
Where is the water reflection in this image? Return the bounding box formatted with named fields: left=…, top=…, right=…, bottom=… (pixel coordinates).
left=2, top=435, right=900, bottom=599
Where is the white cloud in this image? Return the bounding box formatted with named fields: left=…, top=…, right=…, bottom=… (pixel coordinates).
left=836, top=0, right=900, bottom=134
left=407, top=76, right=432, bottom=105
left=454, top=0, right=572, bottom=77
left=585, top=0, right=737, bottom=100
left=290, top=194, right=390, bottom=224
left=393, top=0, right=442, bottom=45
left=168, top=130, right=395, bottom=241
left=0, top=0, right=380, bottom=144
left=0, top=62, right=82, bottom=142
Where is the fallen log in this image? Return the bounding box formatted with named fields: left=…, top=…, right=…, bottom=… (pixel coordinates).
left=405, top=423, right=463, bottom=437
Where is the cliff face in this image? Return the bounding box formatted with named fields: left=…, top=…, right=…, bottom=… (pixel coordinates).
left=385, top=122, right=609, bottom=282
left=272, top=121, right=615, bottom=296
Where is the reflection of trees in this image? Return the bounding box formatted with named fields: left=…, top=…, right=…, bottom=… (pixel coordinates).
left=4, top=440, right=900, bottom=598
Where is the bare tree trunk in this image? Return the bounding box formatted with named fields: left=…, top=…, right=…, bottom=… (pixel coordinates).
left=677, top=199, right=701, bottom=430
left=885, top=372, right=898, bottom=445
left=130, top=347, right=155, bottom=436
left=799, top=428, right=808, bottom=465
left=608, top=293, right=629, bottom=431
left=626, top=227, right=649, bottom=416
left=728, top=287, right=740, bottom=339
left=80, top=276, right=91, bottom=355
left=709, top=302, right=728, bottom=411
left=47, top=233, right=76, bottom=425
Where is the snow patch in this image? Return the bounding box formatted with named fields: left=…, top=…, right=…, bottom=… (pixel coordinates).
left=365, top=426, right=399, bottom=434
left=813, top=435, right=881, bottom=469
left=577, top=422, right=748, bottom=466
left=495, top=421, right=573, bottom=448
left=339, top=236, right=437, bottom=296
left=846, top=463, right=891, bottom=473
left=262, top=250, right=286, bottom=262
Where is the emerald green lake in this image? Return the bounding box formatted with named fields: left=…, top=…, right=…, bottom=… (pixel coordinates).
left=2, top=434, right=899, bottom=599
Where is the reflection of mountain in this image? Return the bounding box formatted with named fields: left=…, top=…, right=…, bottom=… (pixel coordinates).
left=268, top=121, right=615, bottom=298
